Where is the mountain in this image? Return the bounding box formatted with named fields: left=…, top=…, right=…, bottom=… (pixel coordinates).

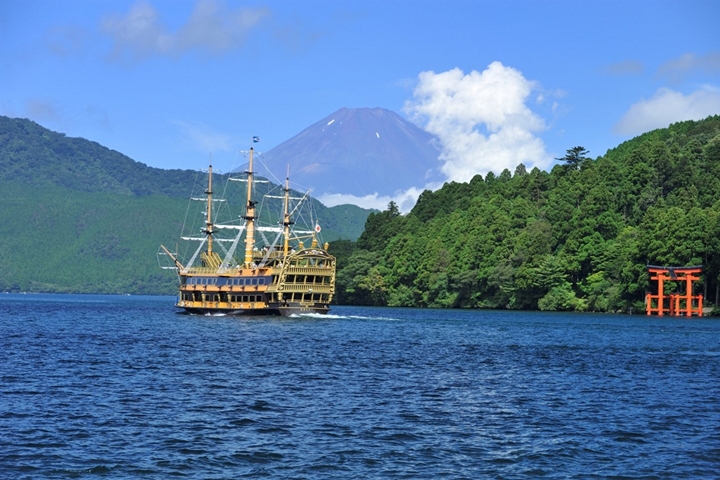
left=0, top=116, right=374, bottom=294
left=257, top=107, right=443, bottom=198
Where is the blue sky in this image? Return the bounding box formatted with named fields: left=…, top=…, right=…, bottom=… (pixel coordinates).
left=1, top=0, right=719, bottom=209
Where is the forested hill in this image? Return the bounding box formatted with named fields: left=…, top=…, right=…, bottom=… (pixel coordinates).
left=0, top=115, right=194, bottom=197
left=335, top=115, right=720, bottom=313
left=0, top=116, right=372, bottom=294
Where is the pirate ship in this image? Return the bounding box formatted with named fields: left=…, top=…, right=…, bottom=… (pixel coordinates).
left=159, top=147, right=336, bottom=315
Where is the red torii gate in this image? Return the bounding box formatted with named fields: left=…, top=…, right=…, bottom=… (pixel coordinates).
left=646, top=265, right=703, bottom=317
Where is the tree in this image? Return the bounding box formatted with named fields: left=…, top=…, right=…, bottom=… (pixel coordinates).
left=356, top=201, right=403, bottom=252
left=558, top=146, right=590, bottom=171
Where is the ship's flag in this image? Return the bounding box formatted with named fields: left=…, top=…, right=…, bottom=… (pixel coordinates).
left=253, top=136, right=260, bottom=143
left=315, top=222, right=321, bottom=233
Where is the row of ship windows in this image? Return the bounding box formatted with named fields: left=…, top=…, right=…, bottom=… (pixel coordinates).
left=182, top=293, right=264, bottom=302
left=182, top=293, right=330, bottom=303
left=184, top=277, right=269, bottom=286
left=285, top=275, right=332, bottom=284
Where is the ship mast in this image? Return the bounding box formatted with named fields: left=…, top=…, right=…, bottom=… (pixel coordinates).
left=205, top=164, right=214, bottom=257
left=243, top=148, right=257, bottom=267
left=282, top=169, right=292, bottom=257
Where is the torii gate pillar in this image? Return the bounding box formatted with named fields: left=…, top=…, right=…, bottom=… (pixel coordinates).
left=646, top=266, right=703, bottom=317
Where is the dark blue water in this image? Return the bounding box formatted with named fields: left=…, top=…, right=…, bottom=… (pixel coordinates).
left=1, top=294, right=719, bottom=478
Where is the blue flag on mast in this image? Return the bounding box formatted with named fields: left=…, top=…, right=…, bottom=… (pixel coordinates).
left=253, top=136, right=260, bottom=143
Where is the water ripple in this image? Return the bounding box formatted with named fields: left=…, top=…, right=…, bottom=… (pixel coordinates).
left=1, top=295, right=719, bottom=478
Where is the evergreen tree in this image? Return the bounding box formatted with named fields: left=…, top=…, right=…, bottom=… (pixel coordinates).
left=558, top=146, right=590, bottom=171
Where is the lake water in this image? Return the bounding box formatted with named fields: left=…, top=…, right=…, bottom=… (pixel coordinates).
left=1, top=294, right=719, bottom=478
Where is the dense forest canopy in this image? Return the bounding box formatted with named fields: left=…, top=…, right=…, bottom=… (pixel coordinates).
left=334, top=116, right=720, bottom=314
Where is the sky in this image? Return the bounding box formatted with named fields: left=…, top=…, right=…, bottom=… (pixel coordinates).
left=1, top=0, right=719, bottom=211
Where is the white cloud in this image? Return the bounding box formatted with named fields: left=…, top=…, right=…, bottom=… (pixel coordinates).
left=85, top=105, right=111, bottom=130
left=657, top=52, right=720, bottom=84
left=271, top=19, right=326, bottom=54
left=24, top=98, right=62, bottom=123
left=403, top=62, right=553, bottom=183
left=614, top=86, right=720, bottom=136
left=604, top=60, right=644, bottom=76
left=318, top=186, right=427, bottom=214
left=44, top=25, right=89, bottom=57
left=101, top=0, right=269, bottom=61
left=173, top=120, right=233, bottom=153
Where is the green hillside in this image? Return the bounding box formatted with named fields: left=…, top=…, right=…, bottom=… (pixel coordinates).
left=335, top=116, right=720, bottom=313
left=0, top=116, right=373, bottom=294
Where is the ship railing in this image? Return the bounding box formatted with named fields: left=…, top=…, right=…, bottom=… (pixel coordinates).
left=278, top=284, right=334, bottom=293
left=184, top=267, right=224, bottom=274
left=285, top=266, right=334, bottom=275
